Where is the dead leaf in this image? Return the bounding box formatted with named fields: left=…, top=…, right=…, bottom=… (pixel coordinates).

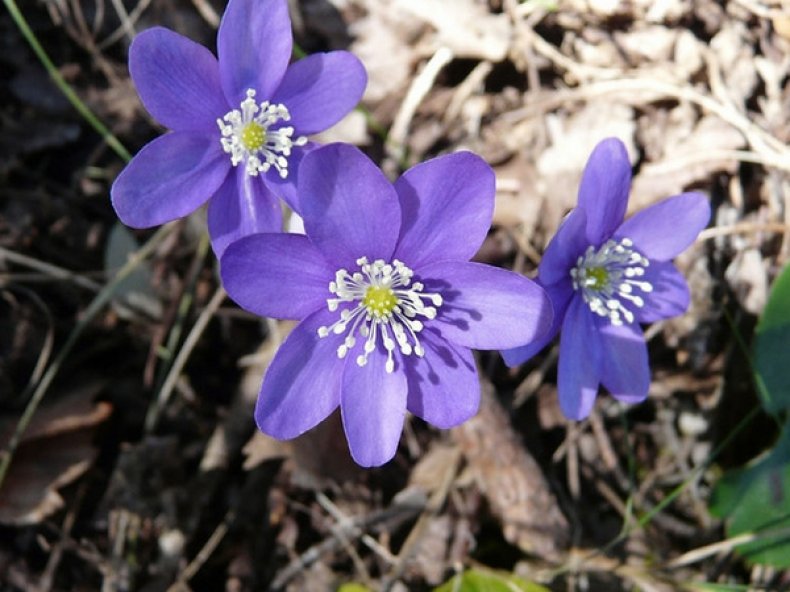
left=0, top=383, right=111, bottom=525
left=451, top=379, right=569, bottom=560
left=725, top=247, right=768, bottom=315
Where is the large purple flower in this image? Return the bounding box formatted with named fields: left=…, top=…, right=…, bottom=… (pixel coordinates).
left=221, top=144, right=552, bottom=467
left=111, top=0, right=367, bottom=255
left=503, top=138, right=710, bottom=420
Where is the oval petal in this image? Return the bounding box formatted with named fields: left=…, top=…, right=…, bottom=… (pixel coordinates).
left=299, top=144, right=400, bottom=269
left=217, top=0, right=292, bottom=104
left=111, top=132, right=229, bottom=228
left=271, top=52, right=367, bottom=136
left=129, top=27, right=228, bottom=132
left=393, top=152, right=495, bottom=268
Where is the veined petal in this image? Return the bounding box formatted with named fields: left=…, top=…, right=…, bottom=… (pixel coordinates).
left=299, top=144, right=400, bottom=269
left=221, top=233, right=333, bottom=320
left=501, top=280, right=573, bottom=367
left=208, top=171, right=282, bottom=257
left=271, top=52, right=367, bottom=136
left=111, top=132, right=229, bottom=228
left=598, top=319, right=650, bottom=404
left=217, top=0, right=292, bottom=104
left=614, top=192, right=710, bottom=261
left=635, top=261, right=691, bottom=323
left=129, top=27, right=228, bottom=133
left=405, top=330, right=479, bottom=429
left=557, top=297, right=602, bottom=420
left=256, top=308, right=344, bottom=439
left=393, top=152, right=495, bottom=268
left=577, top=137, right=632, bottom=245
left=341, top=346, right=408, bottom=467
left=538, top=208, right=588, bottom=286
left=420, top=261, right=553, bottom=350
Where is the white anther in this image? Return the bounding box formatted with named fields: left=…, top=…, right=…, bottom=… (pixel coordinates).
left=217, top=88, right=307, bottom=178
left=316, top=258, right=443, bottom=373
left=571, top=237, right=652, bottom=325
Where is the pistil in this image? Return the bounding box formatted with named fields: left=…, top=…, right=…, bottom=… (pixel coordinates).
left=217, top=89, right=307, bottom=178
left=318, top=257, right=443, bottom=373
left=570, top=238, right=653, bottom=325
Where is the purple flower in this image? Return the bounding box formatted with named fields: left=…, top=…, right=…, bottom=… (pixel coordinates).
left=220, top=144, right=552, bottom=467
left=503, top=138, right=711, bottom=420
left=111, top=0, right=367, bottom=255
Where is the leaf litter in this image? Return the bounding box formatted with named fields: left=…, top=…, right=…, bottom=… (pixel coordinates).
left=1, top=0, right=790, bottom=589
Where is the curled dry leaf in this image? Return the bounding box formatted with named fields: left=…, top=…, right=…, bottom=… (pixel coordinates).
left=451, top=379, right=569, bottom=561
left=0, top=383, right=111, bottom=525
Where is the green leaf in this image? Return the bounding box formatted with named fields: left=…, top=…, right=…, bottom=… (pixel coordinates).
left=433, top=569, right=550, bottom=592
left=709, top=426, right=790, bottom=567
left=685, top=583, right=752, bottom=591
left=337, top=585, right=372, bottom=592
left=104, top=222, right=162, bottom=320
left=754, top=263, right=790, bottom=413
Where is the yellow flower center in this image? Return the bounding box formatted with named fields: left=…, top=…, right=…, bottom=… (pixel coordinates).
left=585, top=266, right=609, bottom=290
left=240, top=122, right=266, bottom=151
left=363, top=286, right=398, bottom=318
left=570, top=238, right=653, bottom=326
left=317, top=258, right=444, bottom=373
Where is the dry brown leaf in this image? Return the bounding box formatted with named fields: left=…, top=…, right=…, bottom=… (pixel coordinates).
left=241, top=431, right=292, bottom=470
left=395, top=0, right=511, bottom=61
left=0, top=385, right=111, bottom=525
left=725, top=247, right=769, bottom=315
left=350, top=2, right=420, bottom=103
left=451, top=380, right=569, bottom=560
left=633, top=114, right=745, bottom=207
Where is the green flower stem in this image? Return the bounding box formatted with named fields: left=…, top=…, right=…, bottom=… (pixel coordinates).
left=3, top=0, right=132, bottom=162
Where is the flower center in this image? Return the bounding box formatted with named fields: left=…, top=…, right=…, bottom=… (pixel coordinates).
left=240, top=122, right=266, bottom=151
left=217, top=89, right=307, bottom=178
left=317, top=257, right=443, bottom=373
left=570, top=237, right=653, bottom=325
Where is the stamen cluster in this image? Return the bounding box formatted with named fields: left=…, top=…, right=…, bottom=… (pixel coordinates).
left=317, top=257, right=443, bottom=373
left=570, top=238, right=653, bottom=325
left=217, top=89, right=307, bottom=178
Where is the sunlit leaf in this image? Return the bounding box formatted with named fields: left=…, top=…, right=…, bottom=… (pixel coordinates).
left=709, top=426, right=790, bottom=567
left=434, top=569, right=550, bottom=592
left=753, top=262, right=790, bottom=413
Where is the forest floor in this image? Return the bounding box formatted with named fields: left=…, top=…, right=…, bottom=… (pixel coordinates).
left=2, top=0, right=790, bottom=590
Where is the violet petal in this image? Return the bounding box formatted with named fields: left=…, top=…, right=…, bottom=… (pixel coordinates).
left=635, top=261, right=691, bottom=323
left=300, top=144, right=400, bottom=269
left=420, top=261, right=553, bottom=350
left=538, top=208, right=588, bottom=286
left=271, top=51, right=367, bottom=136
left=221, top=233, right=333, bottom=319
left=393, top=152, right=495, bottom=269
left=501, top=280, right=573, bottom=366
left=217, top=0, right=292, bottom=105
left=557, top=297, right=602, bottom=420
left=129, top=27, right=228, bottom=133
left=256, top=308, right=344, bottom=439
left=341, top=346, right=408, bottom=467
left=208, top=171, right=283, bottom=257
left=598, top=319, right=650, bottom=403
left=614, top=192, right=710, bottom=261
left=577, top=137, right=631, bottom=245
left=111, top=132, right=229, bottom=228
left=405, top=330, right=479, bottom=428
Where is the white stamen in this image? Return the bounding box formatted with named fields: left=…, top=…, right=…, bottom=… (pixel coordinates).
left=317, top=257, right=443, bottom=373
left=217, top=88, right=307, bottom=178
left=570, top=237, right=652, bottom=326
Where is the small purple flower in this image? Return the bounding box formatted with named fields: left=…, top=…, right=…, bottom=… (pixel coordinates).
left=111, top=0, right=367, bottom=255
left=503, top=138, right=711, bottom=420
left=221, top=144, right=552, bottom=467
